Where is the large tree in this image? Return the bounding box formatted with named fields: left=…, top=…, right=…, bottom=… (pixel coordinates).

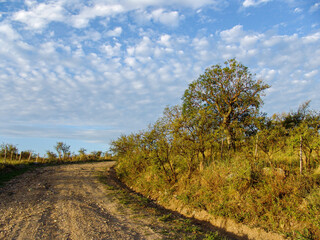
left=182, top=59, right=269, bottom=149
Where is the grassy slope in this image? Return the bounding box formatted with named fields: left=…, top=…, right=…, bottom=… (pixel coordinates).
left=115, top=153, right=320, bottom=240
left=97, top=167, right=232, bottom=240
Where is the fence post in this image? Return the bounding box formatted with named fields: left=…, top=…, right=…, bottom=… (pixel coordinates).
left=4, top=147, right=7, bottom=163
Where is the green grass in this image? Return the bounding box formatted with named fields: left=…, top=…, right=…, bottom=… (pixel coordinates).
left=115, top=150, right=320, bottom=239
left=97, top=169, right=230, bottom=240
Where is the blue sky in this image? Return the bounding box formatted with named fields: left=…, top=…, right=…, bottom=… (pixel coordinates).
left=0, top=0, right=319, bottom=156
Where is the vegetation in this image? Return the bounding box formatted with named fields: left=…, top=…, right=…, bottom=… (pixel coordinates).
left=0, top=142, right=111, bottom=186
left=111, top=59, right=320, bottom=239
left=98, top=168, right=229, bottom=239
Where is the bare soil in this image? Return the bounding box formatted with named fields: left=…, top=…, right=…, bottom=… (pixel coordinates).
left=0, top=161, right=168, bottom=240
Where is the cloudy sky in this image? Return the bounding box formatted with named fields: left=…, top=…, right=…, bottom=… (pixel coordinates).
left=0, top=0, right=319, bottom=155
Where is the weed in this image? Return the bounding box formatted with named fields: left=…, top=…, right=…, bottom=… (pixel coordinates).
left=296, top=228, right=316, bottom=240
left=158, top=213, right=173, bottom=222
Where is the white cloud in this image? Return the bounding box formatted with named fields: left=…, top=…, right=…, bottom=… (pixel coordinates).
left=262, top=34, right=298, bottom=47
left=101, top=42, right=122, bottom=58
left=302, top=31, right=320, bottom=43
left=40, top=42, right=57, bottom=55
left=124, top=57, right=137, bottom=67
left=1, top=1, right=320, bottom=153
left=220, top=25, right=244, bottom=43
left=309, top=3, right=320, bottom=13
left=13, top=2, right=66, bottom=30
left=216, top=25, right=320, bottom=113
left=135, top=36, right=153, bottom=56
left=158, top=34, right=171, bottom=47
left=120, top=0, right=221, bottom=10
left=70, top=4, right=124, bottom=28
left=68, top=0, right=216, bottom=29
left=11, top=0, right=223, bottom=31
left=242, top=0, right=272, bottom=8
left=304, top=70, right=318, bottom=78
left=294, top=7, right=302, bottom=13
left=150, top=9, right=180, bottom=26
left=106, top=27, right=123, bottom=37
left=133, top=8, right=181, bottom=26
left=0, top=23, right=20, bottom=40
left=240, top=34, right=262, bottom=48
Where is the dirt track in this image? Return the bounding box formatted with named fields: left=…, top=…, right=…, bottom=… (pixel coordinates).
left=0, top=161, right=164, bottom=240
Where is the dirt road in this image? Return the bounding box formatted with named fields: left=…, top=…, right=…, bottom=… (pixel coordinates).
left=0, top=161, right=166, bottom=240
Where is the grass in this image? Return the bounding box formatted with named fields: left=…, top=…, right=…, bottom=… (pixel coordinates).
left=97, top=168, right=230, bottom=240
left=115, top=149, right=320, bottom=239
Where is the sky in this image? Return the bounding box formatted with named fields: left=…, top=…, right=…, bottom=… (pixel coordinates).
left=0, top=0, right=319, bottom=156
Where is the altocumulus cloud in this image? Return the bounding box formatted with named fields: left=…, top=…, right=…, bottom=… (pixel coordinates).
left=0, top=0, right=319, bottom=153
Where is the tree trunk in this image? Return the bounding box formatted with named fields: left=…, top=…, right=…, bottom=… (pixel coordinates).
left=225, top=128, right=236, bottom=151
left=220, top=138, right=224, bottom=161
left=166, top=149, right=177, bottom=182
left=156, top=154, right=171, bottom=183
left=300, top=135, right=303, bottom=175
left=254, top=135, right=259, bottom=161
left=200, top=151, right=206, bottom=171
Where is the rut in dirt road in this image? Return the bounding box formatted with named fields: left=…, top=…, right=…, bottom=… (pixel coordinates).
left=0, top=161, right=163, bottom=240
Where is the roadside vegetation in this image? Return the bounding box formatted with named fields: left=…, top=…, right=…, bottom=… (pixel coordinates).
left=98, top=167, right=230, bottom=240
left=0, top=142, right=111, bottom=185
left=110, top=59, right=320, bottom=239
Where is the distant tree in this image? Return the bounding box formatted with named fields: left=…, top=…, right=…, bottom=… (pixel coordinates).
left=20, top=151, right=33, bottom=160
left=79, top=148, right=86, bottom=155
left=90, top=151, right=102, bottom=160
left=284, top=101, right=320, bottom=170
left=282, top=100, right=312, bottom=129
left=46, top=151, right=57, bottom=161
left=54, top=142, right=71, bottom=160
left=1, top=143, right=18, bottom=158
left=182, top=59, right=270, bottom=150
left=78, top=148, right=87, bottom=161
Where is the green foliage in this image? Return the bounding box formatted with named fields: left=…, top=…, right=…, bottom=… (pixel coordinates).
left=158, top=213, right=173, bottom=222
left=205, top=232, right=228, bottom=240
left=0, top=143, right=18, bottom=157
left=111, top=59, right=320, bottom=239
left=46, top=151, right=57, bottom=161
left=54, top=142, right=71, bottom=160
left=182, top=58, right=269, bottom=149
